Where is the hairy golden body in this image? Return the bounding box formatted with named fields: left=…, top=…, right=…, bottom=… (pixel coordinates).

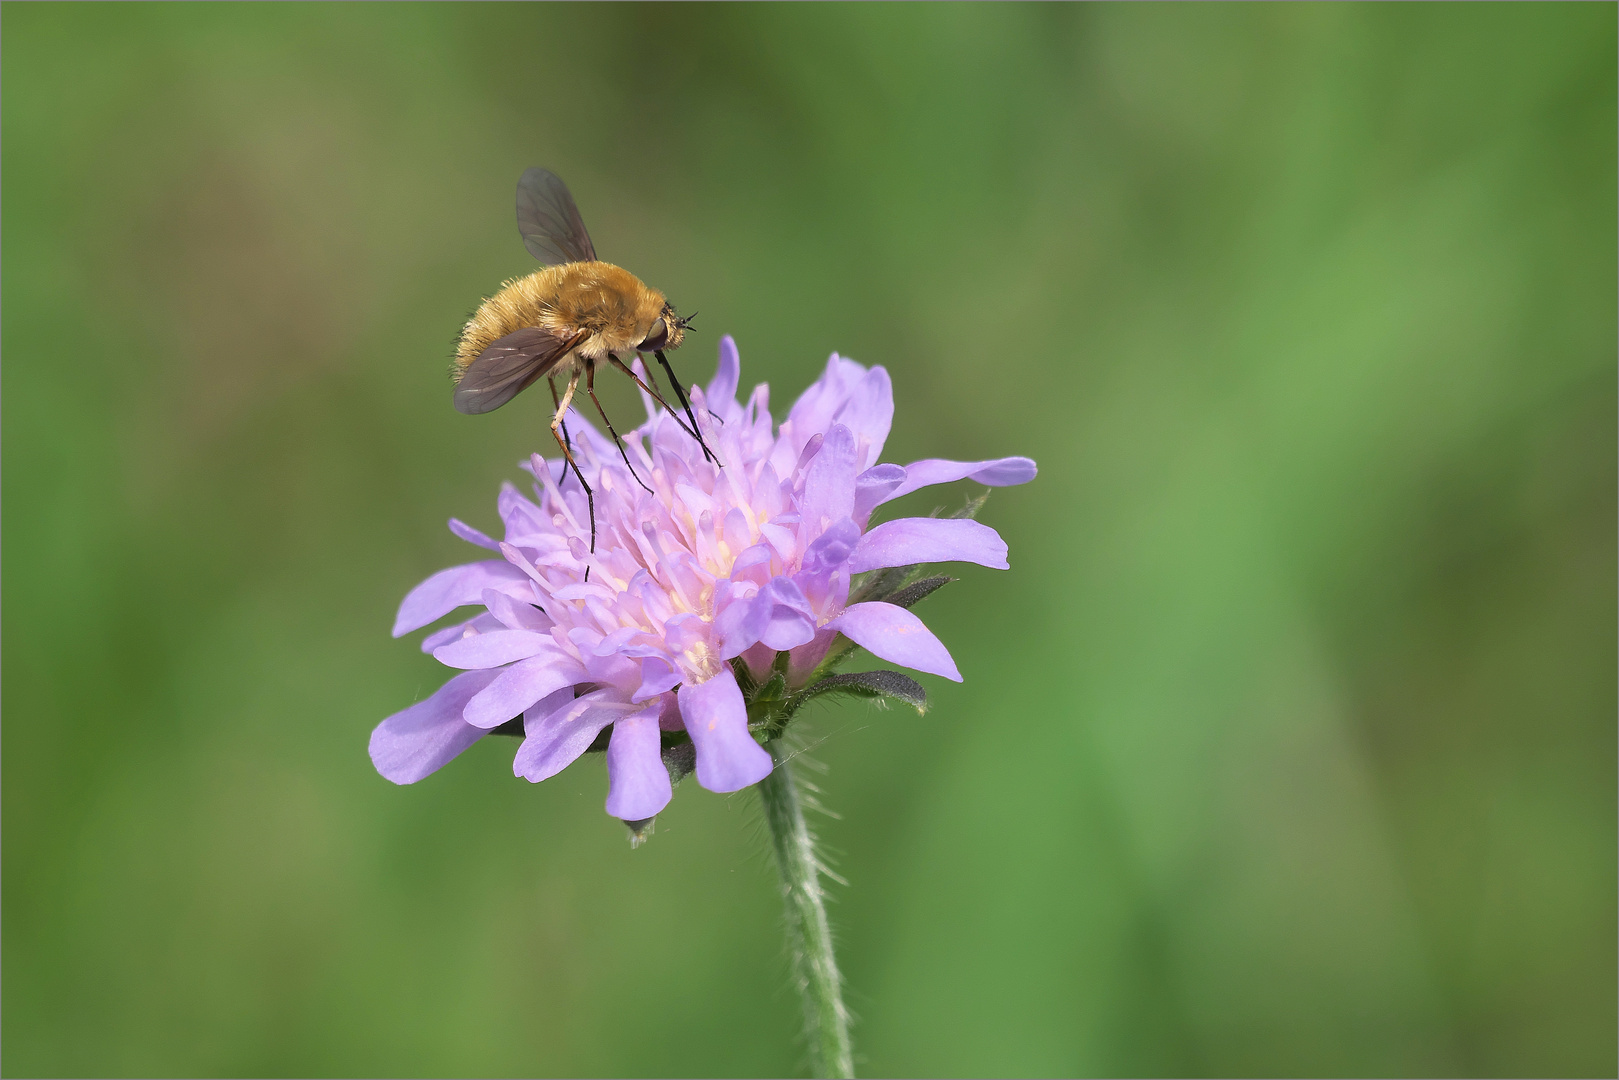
left=454, top=261, right=668, bottom=377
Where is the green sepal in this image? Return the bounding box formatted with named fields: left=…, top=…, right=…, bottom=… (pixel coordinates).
left=661, top=737, right=696, bottom=784
left=729, top=655, right=759, bottom=697
left=795, top=669, right=928, bottom=714
left=883, top=575, right=956, bottom=610
left=746, top=666, right=795, bottom=740
left=952, top=490, right=988, bottom=522
left=755, top=670, right=788, bottom=703
left=846, top=565, right=910, bottom=608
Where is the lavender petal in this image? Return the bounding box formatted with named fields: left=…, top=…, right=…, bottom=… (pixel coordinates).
left=678, top=667, right=773, bottom=792
left=799, top=423, right=857, bottom=538
left=837, top=366, right=894, bottom=470
left=604, top=704, right=674, bottom=820
left=759, top=577, right=817, bottom=652
left=880, top=456, right=1039, bottom=504
left=848, top=517, right=1010, bottom=573
left=633, top=656, right=683, bottom=702
left=707, top=335, right=741, bottom=407
left=715, top=585, right=770, bottom=659
left=827, top=601, right=962, bottom=681
left=785, top=354, right=868, bottom=443
left=770, top=355, right=867, bottom=475
left=369, top=668, right=503, bottom=784
left=853, top=464, right=907, bottom=522
left=497, top=483, right=549, bottom=537
left=432, top=629, right=557, bottom=669
left=513, top=689, right=627, bottom=783
left=393, top=560, right=533, bottom=637
left=480, top=588, right=551, bottom=632
left=448, top=518, right=501, bottom=551
left=420, top=612, right=502, bottom=654
left=464, top=653, right=588, bottom=729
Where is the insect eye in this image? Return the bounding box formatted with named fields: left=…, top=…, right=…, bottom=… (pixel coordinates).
left=637, top=318, right=668, bottom=352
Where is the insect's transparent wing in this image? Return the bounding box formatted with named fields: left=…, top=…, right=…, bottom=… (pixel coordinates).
left=516, top=168, right=597, bottom=265
left=453, top=327, right=582, bottom=415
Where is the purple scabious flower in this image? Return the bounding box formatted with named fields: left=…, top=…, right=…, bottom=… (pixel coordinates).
left=371, top=336, right=1035, bottom=824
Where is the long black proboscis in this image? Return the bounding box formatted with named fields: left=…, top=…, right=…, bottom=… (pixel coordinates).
left=607, top=355, right=703, bottom=444
left=655, top=350, right=719, bottom=466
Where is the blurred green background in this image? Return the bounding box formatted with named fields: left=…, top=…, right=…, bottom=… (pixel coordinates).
left=4, top=4, right=1614, bottom=1077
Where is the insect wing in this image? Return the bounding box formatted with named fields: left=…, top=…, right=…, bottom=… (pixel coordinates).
left=453, top=327, right=581, bottom=415
left=516, top=168, right=597, bottom=265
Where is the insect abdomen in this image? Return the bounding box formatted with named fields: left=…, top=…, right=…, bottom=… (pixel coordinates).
left=455, top=267, right=567, bottom=374
left=454, top=262, right=660, bottom=375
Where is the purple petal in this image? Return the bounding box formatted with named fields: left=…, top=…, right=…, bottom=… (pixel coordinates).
left=836, top=366, right=894, bottom=470
left=633, top=656, right=683, bottom=702
left=369, top=669, right=502, bottom=784
left=661, top=612, right=709, bottom=658
left=678, top=667, right=773, bottom=792
left=793, top=432, right=824, bottom=480
left=787, top=627, right=838, bottom=684
left=759, top=577, right=816, bottom=652
left=498, top=483, right=549, bottom=538
left=797, top=518, right=859, bottom=612
left=579, top=645, right=640, bottom=690
left=513, top=689, right=627, bottom=783
left=464, top=652, right=588, bottom=729
left=448, top=518, right=501, bottom=551
left=707, top=335, right=740, bottom=407
left=802, top=518, right=860, bottom=575
left=433, top=629, right=556, bottom=669
left=740, top=642, right=776, bottom=683
left=481, top=588, right=551, bottom=632
left=787, top=354, right=868, bottom=437
left=421, top=612, right=502, bottom=654
left=393, top=560, right=533, bottom=637
left=827, top=601, right=962, bottom=681
left=715, top=584, right=770, bottom=659
left=853, top=464, right=906, bottom=522
left=770, top=354, right=868, bottom=475
left=799, top=423, right=857, bottom=538
left=881, top=456, right=1039, bottom=504
left=848, top=518, right=1009, bottom=573
left=604, top=704, right=673, bottom=820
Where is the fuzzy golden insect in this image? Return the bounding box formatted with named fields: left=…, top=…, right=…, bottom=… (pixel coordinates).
left=451, top=168, right=715, bottom=554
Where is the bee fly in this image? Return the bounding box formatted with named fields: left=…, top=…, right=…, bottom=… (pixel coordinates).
left=451, top=168, right=718, bottom=561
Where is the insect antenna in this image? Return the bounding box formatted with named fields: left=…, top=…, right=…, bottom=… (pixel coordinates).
left=585, top=358, right=654, bottom=495
left=654, top=349, right=721, bottom=467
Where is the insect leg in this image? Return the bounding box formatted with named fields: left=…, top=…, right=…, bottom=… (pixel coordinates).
left=605, top=355, right=702, bottom=442
left=585, top=356, right=654, bottom=494
left=654, top=350, right=722, bottom=467
left=548, top=375, right=572, bottom=452
left=549, top=370, right=596, bottom=568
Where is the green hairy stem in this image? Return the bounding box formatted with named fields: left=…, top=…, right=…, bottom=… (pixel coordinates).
left=757, top=742, right=855, bottom=1079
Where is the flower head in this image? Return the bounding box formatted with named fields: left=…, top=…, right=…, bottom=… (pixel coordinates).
left=371, top=337, right=1035, bottom=824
